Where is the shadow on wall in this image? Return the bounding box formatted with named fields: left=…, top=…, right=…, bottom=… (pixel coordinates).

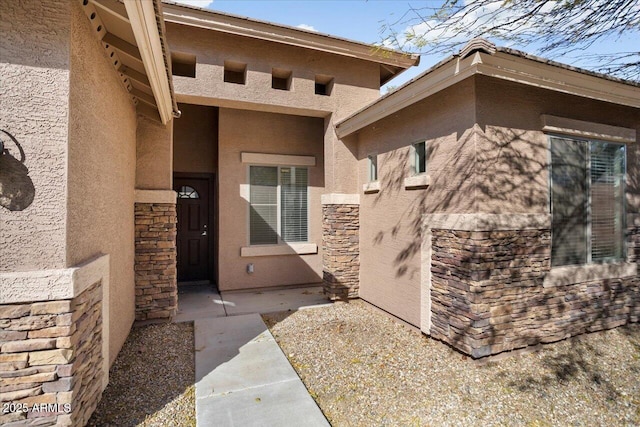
left=368, top=125, right=550, bottom=281
left=390, top=127, right=635, bottom=358
left=0, top=129, right=35, bottom=211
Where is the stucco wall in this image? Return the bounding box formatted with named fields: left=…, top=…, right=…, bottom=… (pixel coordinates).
left=136, top=116, right=173, bottom=190
left=166, top=22, right=381, bottom=194
left=166, top=22, right=380, bottom=119
left=0, top=0, right=70, bottom=271
left=356, top=78, right=477, bottom=326
left=174, top=103, right=218, bottom=174
left=218, top=108, right=324, bottom=290
left=67, top=1, right=137, bottom=364
left=356, top=73, right=640, bottom=328
left=474, top=75, right=640, bottom=214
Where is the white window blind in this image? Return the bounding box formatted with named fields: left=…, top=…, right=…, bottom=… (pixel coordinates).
left=590, top=141, right=625, bottom=261
left=280, top=167, right=308, bottom=242
left=550, top=136, right=625, bottom=267
left=551, top=138, right=588, bottom=266
left=249, top=166, right=278, bottom=245
left=249, top=165, right=309, bottom=245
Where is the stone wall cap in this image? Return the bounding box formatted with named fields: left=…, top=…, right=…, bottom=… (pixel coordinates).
left=321, top=193, right=360, bottom=205
left=0, top=254, right=109, bottom=304
left=135, top=189, right=177, bottom=204
left=423, top=213, right=551, bottom=231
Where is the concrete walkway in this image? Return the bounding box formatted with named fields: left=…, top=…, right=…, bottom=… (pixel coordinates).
left=177, top=285, right=330, bottom=426
left=194, top=314, right=329, bottom=426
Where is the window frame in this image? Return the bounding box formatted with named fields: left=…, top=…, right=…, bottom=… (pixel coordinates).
left=411, top=141, right=427, bottom=175
left=367, top=153, right=378, bottom=182
left=548, top=133, right=627, bottom=266
left=247, top=164, right=311, bottom=246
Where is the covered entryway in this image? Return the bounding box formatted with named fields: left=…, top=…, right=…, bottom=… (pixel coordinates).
left=172, top=103, right=219, bottom=287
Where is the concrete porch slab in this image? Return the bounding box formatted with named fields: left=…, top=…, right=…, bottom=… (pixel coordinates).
left=195, top=314, right=328, bottom=426
left=220, top=285, right=330, bottom=316
left=175, top=284, right=227, bottom=322
left=176, top=284, right=330, bottom=322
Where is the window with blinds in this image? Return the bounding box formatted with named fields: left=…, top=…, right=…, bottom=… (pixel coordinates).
left=550, top=136, right=625, bottom=267
left=249, top=165, right=309, bottom=245
left=280, top=167, right=308, bottom=242
left=249, top=166, right=278, bottom=245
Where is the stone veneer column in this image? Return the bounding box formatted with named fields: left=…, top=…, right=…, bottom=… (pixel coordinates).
left=423, top=213, right=640, bottom=359
left=0, top=255, right=109, bottom=426
left=321, top=194, right=360, bottom=300
left=134, top=190, right=177, bottom=322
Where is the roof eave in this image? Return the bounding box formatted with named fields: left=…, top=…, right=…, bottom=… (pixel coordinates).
left=161, top=1, right=419, bottom=73
left=125, top=0, right=179, bottom=124
left=336, top=46, right=640, bottom=139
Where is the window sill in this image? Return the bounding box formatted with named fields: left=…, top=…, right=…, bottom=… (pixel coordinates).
left=363, top=181, right=380, bottom=194
left=241, top=243, right=318, bottom=257
left=404, top=174, right=430, bottom=189
left=543, top=262, right=637, bottom=288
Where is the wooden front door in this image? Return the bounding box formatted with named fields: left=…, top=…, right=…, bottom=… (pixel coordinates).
left=174, top=175, right=213, bottom=283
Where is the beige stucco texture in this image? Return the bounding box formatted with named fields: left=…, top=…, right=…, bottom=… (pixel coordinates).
left=0, top=0, right=71, bottom=271
left=218, top=108, right=324, bottom=290
left=1, top=1, right=139, bottom=364
left=165, top=22, right=381, bottom=194
left=136, top=116, right=173, bottom=190
left=174, top=103, right=218, bottom=174
left=166, top=22, right=380, bottom=119
left=67, top=1, right=137, bottom=364
left=357, top=78, right=477, bottom=326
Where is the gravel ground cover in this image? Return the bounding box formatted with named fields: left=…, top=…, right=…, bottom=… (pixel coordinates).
left=88, top=322, right=195, bottom=427
left=263, top=300, right=640, bottom=427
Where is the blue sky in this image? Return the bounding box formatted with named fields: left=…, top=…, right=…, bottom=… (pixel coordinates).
left=173, top=0, right=639, bottom=91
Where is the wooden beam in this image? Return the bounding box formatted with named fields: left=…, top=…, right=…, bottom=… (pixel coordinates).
left=118, top=64, right=150, bottom=88
left=91, top=0, right=129, bottom=24
left=102, top=33, right=143, bottom=66
left=131, top=88, right=157, bottom=108
left=137, top=103, right=162, bottom=123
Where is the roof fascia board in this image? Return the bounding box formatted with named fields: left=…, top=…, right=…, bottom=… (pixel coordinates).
left=476, top=52, right=640, bottom=109
left=125, top=0, right=174, bottom=124
left=162, top=4, right=418, bottom=69
left=336, top=55, right=477, bottom=139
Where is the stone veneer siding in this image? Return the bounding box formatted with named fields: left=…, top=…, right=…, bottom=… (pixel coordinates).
left=0, top=282, right=103, bottom=426
left=430, top=228, right=640, bottom=359
left=322, top=204, right=360, bottom=300
left=630, top=221, right=640, bottom=263
left=134, top=203, right=177, bottom=322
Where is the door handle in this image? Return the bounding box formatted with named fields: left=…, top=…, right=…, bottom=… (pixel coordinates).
left=202, top=231, right=207, bottom=236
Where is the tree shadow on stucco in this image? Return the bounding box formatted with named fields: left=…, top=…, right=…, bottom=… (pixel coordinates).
left=366, top=123, right=639, bottom=385
left=369, top=133, right=470, bottom=281
left=0, top=129, right=35, bottom=211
